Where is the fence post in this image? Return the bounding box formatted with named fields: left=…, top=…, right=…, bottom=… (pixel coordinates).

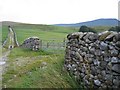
left=63, top=38, right=66, bottom=47
left=39, top=40, right=42, bottom=49
left=47, top=42, right=49, bottom=48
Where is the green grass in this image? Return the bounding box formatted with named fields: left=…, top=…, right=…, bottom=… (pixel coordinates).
left=2, top=23, right=81, bottom=88
left=2, top=48, right=80, bottom=88
left=2, top=26, right=8, bottom=43
left=2, top=23, right=80, bottom=88
left=2, top=24, right=77, bottom=44
left=2, top=23, right=111, bottom=45
left=93, top=26, right=111, bottom=32
left=8, top=47, right=52, bottom=58
left=2, top=22, right=112, bottom=88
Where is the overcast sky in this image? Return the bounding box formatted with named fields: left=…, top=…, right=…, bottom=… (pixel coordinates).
left=0, top=0, right=119, bottom=24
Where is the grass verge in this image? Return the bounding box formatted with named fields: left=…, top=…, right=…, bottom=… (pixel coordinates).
left=2, top=47, right=80, bottom=88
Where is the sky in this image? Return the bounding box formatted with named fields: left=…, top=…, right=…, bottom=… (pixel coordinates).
left=0, top=0, right=119, bottom=24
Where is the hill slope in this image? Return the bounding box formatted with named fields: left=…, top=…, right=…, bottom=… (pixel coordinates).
left=2, top=21, right=78, bottom=44
left=2, top=21, right=81, bottom=88
left=55, top=18, right=119, bottom=27
left=1, top=21, right=112, bottom=88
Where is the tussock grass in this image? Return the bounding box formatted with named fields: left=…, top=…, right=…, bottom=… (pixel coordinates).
left=2, top=47, right=80, bottom=88
left=9, top=47, right=51, bottom=58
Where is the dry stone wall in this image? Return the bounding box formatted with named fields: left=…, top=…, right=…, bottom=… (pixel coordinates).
left=64, top=31, right=120, bottom=88
left=21, top=37, right=40, bottom=51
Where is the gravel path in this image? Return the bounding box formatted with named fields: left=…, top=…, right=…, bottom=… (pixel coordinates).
left=0, top=50, right=10, bottom=89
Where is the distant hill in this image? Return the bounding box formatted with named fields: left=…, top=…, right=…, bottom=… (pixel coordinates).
left=2, top=21, right=22, bottom=26
left=55, top=18, right=120, bottom=27
left=1, top=21, right=44, bottom=26
left=1, top=21, right=52, bottom=29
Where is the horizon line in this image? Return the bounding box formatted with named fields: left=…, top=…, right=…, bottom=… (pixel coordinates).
left=1, top=18, right=119, bottom=25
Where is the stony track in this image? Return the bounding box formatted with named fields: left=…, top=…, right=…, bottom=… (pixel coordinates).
left=1, top=26, right=19, bottom=89
left=2, top=26, right=19, bottom=49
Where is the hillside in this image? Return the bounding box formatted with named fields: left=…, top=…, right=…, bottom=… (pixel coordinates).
left=2, top=21, right=77, bottom=44
left=2, top=21, right=112, bottom=45
left=1, top=22, right=81, bottom=88
left=1, top=21, right=114, bottom=88
left=55, top=18, right=119, bottom=27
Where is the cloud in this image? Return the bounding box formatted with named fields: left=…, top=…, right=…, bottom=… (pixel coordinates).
left=1, top=0, right=118, bottom=24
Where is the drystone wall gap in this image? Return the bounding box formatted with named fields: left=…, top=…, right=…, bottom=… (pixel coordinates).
left=64, top=31, right=120, bottom=88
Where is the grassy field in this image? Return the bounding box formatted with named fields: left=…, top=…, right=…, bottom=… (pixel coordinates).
left=2, top=48, right=81, bottom=88
left=2, top=22, right=81, bottom=88
left=2, top=22, right=111, bottom=44
left=1, top=22, right=112, bottom=88
left=2, top=23, right=78, bottom=44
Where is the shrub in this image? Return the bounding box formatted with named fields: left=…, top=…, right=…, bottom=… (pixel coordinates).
left=79, top=25, right=96, bottom=33
left=108, top=26, right=120, bottom=32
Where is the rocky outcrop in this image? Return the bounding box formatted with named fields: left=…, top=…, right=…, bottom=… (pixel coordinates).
left=64, top=31, right=120, bottom=88
left=21, top=37, right=40, bottom=51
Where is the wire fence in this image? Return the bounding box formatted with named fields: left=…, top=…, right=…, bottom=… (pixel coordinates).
left=38, top=39, right=68, bottom=54
left=40, top=39, right=67, bottom=49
